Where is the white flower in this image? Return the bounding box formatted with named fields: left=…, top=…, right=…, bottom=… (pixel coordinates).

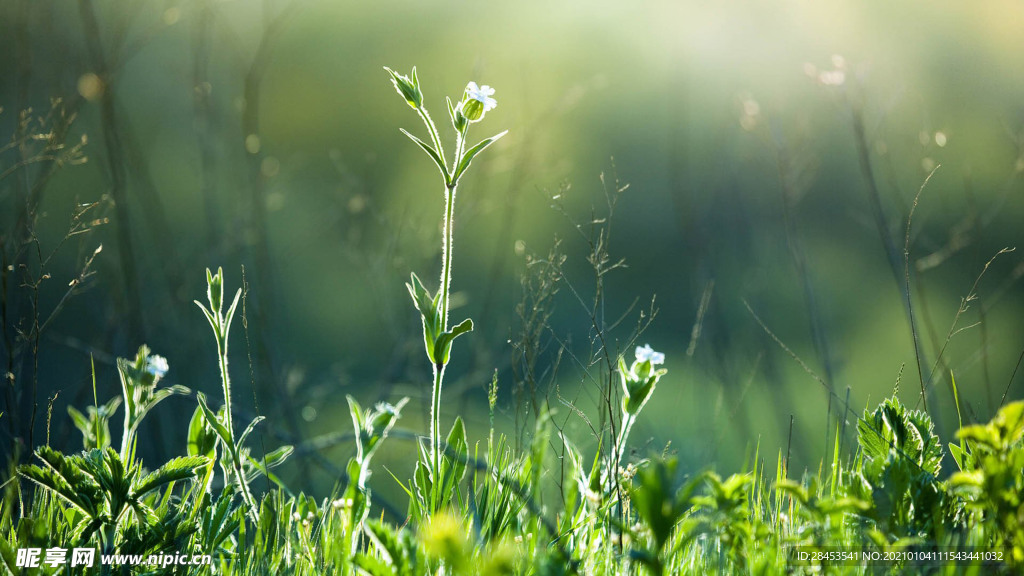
left=146, top=355, right=169, bottom=378
left=465, top=82, right=497, bottom=112
left=634, top=344, right=664, bottom=365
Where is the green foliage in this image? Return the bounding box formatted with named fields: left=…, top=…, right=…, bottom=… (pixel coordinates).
left=17, top=445, right=208, bottom=551
left=386, top=66, right=506, bottom=533
left=117, top=345, right=190, bottom=461
left=625, top=457, right=701, bottom=575
left=68, top=396, right=122, bottom=452
left=195, top=268, right=292, bottom=520
left=5, top=65, right=1024, bottom=576
left=948, top=401, right=1024, bottom=564
left=854, top=396, right=947, bottom=537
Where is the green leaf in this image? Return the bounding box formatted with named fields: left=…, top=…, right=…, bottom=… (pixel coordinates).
left=19, top=447, right=103, bottom=518
left=348, top=395, right=365, bottom=433
left=261, top=445, right=294, bottom=468
left=452, top=130, right=508, bottom=183
left=446, top=96, right=467, bottom=134
left=19, top=464, right=90, bottom=515
left=223, top=288, right=242, bottom=337
left=194, top=301, right=218, bottom=336
left=399, top=128, right=450, bottom=184
left=776, top=479, right=810, bottom=506
left=238, top=415, right=265, bottom=447
left=443, top=416, right=469, bottom=486
left=406, top=273, right=441, bottom=364
left=67, top=406, right=90, bottom=436
left=353, top=553, right=393, bottom=576
left=246, top=453, right=293, bottom=494
left=188, top=405, right=217, bottom=458
left=197, top=392, right=234, bottom=452
left=433, top=318, right=473, bottom=366
left=947, top=442, right=964, bottom=472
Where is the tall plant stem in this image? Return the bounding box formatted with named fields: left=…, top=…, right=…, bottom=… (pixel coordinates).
left=439, top=183, right=457, bottom=328
left=418, top=109, right=448, bottom=170
left=432, top=179, right=457, bottom=475
left=430, top=362, right=446, bottom=476
left=218, top=331, right=257, bottom=515
left=217, top=336, right=233, bottom=434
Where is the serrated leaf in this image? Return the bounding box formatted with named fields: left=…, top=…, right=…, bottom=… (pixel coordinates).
left=133, top=455, right=209, bottom=497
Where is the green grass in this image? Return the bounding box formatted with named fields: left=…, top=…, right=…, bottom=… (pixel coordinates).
left=2, top=335, right=1022, bottom=575
left=2, top=68, right=1024, bottom=576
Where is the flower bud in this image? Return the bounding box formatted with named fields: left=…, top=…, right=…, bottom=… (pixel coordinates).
left=207, top=267, right=223, bottom=314
left=618, top=346, right=667, bottom=416
left=384, top=66, right=423, bottom=110
left=460, top=82, right=497, bottom=123
left=460, top=99, right=484, bottom=122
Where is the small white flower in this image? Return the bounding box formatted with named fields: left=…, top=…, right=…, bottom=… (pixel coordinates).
left=634, top=344, right=665, bottom=365
left=465, top=82, right=497, bottom=112
left=146, top=355, right=169, bottom=378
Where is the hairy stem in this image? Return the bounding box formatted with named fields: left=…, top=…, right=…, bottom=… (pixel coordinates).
left=430, top=362, right=445, bottom=476
left=217, top=334, right=233, bottom=434
left=431, top=178, right=457, bottom=475
left=418, top=108, right=448, bottom=172
left=439, top=184, right=457, bottom=327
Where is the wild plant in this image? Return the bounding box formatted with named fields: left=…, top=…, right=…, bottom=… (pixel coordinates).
left=383, top=66, right=506, bottom=515
left=194, top=268, right=293, bottom=520
left=0, top=100, right=96, bottom=459
left=13, top=348, right=210, bottom=565
left=948, top=400, right=1024, bottom=564
left=339, top=396, right=408, bottom=565
left=852, top=395, right=946, bottom=539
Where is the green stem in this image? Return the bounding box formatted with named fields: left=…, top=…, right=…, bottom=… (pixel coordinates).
left=616, top=413, right=635, bottom=466
left=432, top=177, right=457, bottom=477
left=430, top=362, right=445, bottom=479
left=120, top=411, right=132, bottom=462
left=425, top=113, right=470, bottom=482
left=438, top=183, right=456, bottom=328
left=418, top=108, right=447, bottom=176
left=216, top=322, right=257, bottom=516
left=451, top=125, right=468, bottom=182
left=217, top=335, right=233, bottom=435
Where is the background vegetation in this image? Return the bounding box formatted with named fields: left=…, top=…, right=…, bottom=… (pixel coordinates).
left=2, top=1, right=1024, bottom=573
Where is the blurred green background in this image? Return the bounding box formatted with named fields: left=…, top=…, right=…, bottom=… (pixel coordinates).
left=2, top=0, right=1024, bottom=500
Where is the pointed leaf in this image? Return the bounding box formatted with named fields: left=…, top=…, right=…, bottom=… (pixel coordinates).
left=188, top=405, right=217, bottom=458
left=133, top=455, right=209, bottom=497
left=197, top=392, right=234, bottom=451
left=443, top=416, right=469, bottom=486
left=433, top=318, right=474, bottom=366
left=223, top=288, right=242, bottom=336
left=399, top=128, right=450, bottom=183
left=238, top=415, right=265, bottom=447
left=453, top=130, right=507, bottom=183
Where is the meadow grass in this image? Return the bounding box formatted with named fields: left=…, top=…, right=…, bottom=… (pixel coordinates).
left=1, top=69, right=1023, bottom=576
